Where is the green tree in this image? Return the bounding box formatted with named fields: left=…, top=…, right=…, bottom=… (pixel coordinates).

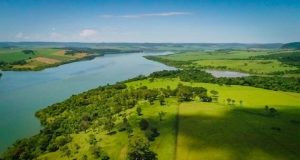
left=128, top=134, right=157, bottom=160
left=226, top=98, right=231, bottom=105
left=139, top=118, right=149, bottom=130
left=136, top=106, right=142, bottom=116
left=210, top=90, right=219, bottom=102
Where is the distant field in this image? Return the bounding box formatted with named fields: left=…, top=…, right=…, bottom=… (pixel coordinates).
left=159, top=50, right=272, bottom=61
left=0, top=48, right=91, bottom=70
left=149, top=49, right=299, bottom=75
left=193, top=59, right=297, bottom=74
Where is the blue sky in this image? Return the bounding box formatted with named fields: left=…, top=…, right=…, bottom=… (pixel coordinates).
left=0, top=0, right=300, bottom=43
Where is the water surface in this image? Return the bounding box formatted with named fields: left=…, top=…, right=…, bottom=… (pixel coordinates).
left=0, top=52, right=174, bottom=152
left=205, top=69, right=249, bottom=78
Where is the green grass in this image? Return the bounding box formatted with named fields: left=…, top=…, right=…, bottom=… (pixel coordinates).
left=38, top=78, right=300, bottom=160
left=158, top=50, right=272, bottom=61
left=0, top=48, right=90, bottom=70
left=193, top=59, right=297, bottom=74
left=0, top=48, right=33, bottom=62
left=128, top=78, right=300, bottom=160
left=38, top=95, right=178, bottom=160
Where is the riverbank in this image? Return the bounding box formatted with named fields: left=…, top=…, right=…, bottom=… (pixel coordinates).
left=0, top=51, right=174, bottom=153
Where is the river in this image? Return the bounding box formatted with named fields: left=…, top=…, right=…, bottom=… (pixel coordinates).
left=0, top=52, right=174, bottom=152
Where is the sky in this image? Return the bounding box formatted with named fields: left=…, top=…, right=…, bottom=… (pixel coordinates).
left=0, top=0, right=300, bottom=43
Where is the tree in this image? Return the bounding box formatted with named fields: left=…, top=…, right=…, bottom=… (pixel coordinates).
left=103, top=116, right=115, bottom=133
left=232, top=100, right=236, bottom=105
left=136, top=106, right=142, bottom=116
left=239, top=100, right=243, bottom=106
left=269, top=108, right=277, bottom=114
left=139, top=118, right=149, bottom=130
left=176, top=85, right=193, bottom=102
left=265, top=105, right=269, bottom=110
left=128, top=134, right=157, bottom=160
left=226, top=98, right=231, bottom=105
left=200, top=95, right=212, bottom=102
left=89, top=145, right=109, bottom=159
left=210, top=90, right=219, bottom=102
left=158, top=95, right=166, bottom=105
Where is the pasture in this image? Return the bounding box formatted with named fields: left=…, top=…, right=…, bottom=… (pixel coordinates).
left=193, top=59, right=297, bottom=74
left=158, top=50, right=272, bottom=61
left=37, top=77, right=300, bottom=160
left=0, top=48, right=90, bottom=70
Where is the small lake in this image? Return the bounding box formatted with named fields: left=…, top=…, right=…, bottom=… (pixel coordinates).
left=0, top=52, right=174, bottom=152
left=205, top=69, right=249, bottom=78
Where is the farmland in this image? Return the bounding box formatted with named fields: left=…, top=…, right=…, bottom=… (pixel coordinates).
left=0, top=48, right=93, bottom=71
left=146, top=49, right=299, bottom=75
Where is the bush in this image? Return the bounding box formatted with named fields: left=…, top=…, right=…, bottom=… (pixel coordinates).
left=139, top=119, right=149, bottom=130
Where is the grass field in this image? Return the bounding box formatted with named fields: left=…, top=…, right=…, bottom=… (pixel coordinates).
left=37, top=78, right=300, bottom=160
left=193, top=59, right=297, bottom=74
left=152, top=49, right=299, bottom=75
left=128, top=78, right=300, bottom=160
left=0, top=48, right=91, bottom=70
left=159, top=50, right=272, bottom=61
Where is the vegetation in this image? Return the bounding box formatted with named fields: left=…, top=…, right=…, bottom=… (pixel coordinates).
left=2, top=44, right=300, bottom=160
left=281, top=42, right=300, bottom=50
left=145, top=49, right=300, bottom=76
left=2, top=69, right=300, bottom=159
left=148, top=69, right=300, bottom=93
left=0, top=47, right=139, bottom=71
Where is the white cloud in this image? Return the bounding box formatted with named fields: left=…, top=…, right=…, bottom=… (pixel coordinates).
left=79, top=29, right=98, bottom=38
left=50, top=32, right=63, bottom=39
left=99, top=12, right=191, bottom=19
left=15, top=32, right=24, bottom=39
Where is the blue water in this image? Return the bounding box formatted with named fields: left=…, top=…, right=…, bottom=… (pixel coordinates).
left=0, top=52, right=174, bottom=152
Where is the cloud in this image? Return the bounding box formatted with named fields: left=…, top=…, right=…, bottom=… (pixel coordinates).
left=50, top=32, right=64, bottom=40
left=15, top=32, right=24, bottom=39
left=99, top=12, right=191, bottom=19
left=79, top=29, right=98, bottom=38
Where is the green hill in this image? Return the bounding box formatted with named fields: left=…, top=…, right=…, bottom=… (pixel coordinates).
left=281, top=42, right=300, bottom=50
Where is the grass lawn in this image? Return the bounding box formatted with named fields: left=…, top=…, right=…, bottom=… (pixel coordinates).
left=193, top=59, right=297, bottom=74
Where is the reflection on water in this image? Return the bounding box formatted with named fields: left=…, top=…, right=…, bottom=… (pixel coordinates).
left=205, top=69, right=249, bottom=78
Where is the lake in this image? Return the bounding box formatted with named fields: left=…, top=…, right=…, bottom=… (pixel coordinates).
left=0, top=52, right=174, bottom=152
left=205, top=69, right=249, bottom=78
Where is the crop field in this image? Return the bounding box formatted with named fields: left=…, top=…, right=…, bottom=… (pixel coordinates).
left=158, top=50, right=273, bottom=61
left=0, top=48, right=90, bottom=70
left=149, top=49, right=300, bottom=75
left=193, top=59, right=297, bottom=74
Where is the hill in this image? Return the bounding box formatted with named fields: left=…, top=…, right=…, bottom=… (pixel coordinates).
left=281, top=42, right=300, bottom=50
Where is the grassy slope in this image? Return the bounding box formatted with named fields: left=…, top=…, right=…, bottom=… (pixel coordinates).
left=128, top=78, right=300, bottom=160
left=38, top=97, right=178, bottom=160
left=37, top=78, right=300, bottom=160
